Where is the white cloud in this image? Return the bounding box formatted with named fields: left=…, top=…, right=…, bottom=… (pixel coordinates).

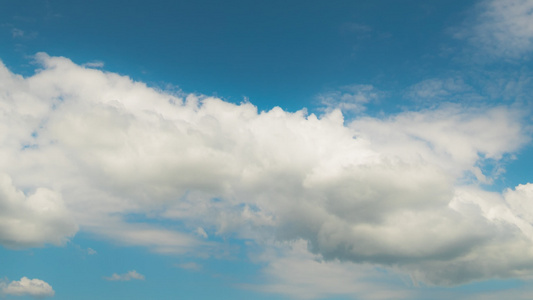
left=105, top=270, right=145, bottom=281
left=87, top=247, right=97, bottom=255
left=1, top=277, right=55, bottom=298
left=0, top=53, right=532, bottom=291
left=0, top=173, right=77, bottom=248
left=505, top=183, right=533, bottom=225
left=455, top=0, right=533, bottom=60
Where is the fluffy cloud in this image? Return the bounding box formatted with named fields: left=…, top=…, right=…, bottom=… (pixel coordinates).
left=105, top=270, right=145, bottom=281
left=455, top=0, right=533, bottom=60
left=0, top=173, right=77, bottom=248
left=1, top=53, right=532, bottom=291
left=0, top=277, right=55, bottom=298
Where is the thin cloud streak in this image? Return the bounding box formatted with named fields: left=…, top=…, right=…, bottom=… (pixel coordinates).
left=104, top=270, right=145, bottom=281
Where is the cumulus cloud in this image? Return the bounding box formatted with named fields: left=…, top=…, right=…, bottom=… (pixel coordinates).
left=105, top=270, right=145, bottom=281
left=0, top=173, right=77, bottom=248
left=455, top=0, right=533, bottom=60
left=0, top=53, right=532, bottom=291
left=0, top=277, right=55, bottom=298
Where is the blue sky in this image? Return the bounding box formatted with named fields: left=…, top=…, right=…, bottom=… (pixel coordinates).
left=1, top=1, right=533, bottom=299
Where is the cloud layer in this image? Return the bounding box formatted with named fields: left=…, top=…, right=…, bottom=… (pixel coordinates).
left=0, top=53, right=532, bottom=296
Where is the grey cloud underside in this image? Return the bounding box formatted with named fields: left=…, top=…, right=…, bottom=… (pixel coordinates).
left=1, top=53, right=533, bottom=286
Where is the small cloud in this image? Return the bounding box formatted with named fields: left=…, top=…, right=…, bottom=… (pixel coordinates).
left=82, top=61, right=104, bottom=68
left=70, top=243, right=97, bottom=257
left=176, top=262, right=202, bottom=271
left=104, top=270, right=145, bottom=281
left=0, top=277, right=55, bottom=298
left=195, top=227, right=208, bottom=238
left=11, top=28, right=24, bottom=38
left=10, top=28, right=38, bottom=40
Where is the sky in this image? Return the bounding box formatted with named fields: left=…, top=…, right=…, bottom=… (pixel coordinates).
left=1, top=0, right=533, bottom=299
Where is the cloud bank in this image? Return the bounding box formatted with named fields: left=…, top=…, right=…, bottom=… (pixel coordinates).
left=0, top=53, right=532, bottom=296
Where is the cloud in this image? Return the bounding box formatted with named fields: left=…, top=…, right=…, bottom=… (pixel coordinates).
left=0, top=53, right=532, bottom=290
left=340, top=22, right=373, bottom=38
left=87, top=217, right=206, bottom=255
left=82, top=61, right=104, bottom=68
left=0, top=277, right=55, bottom=298
left=317, top=84, right=382, bottom=115
left=195, top=227, right=208, bottom=238
left=9, top=27, right=37, bottom=40
left=0, top=173, right=78, bottom=248
left=249, top=240, right=413, bottom=300
left=11, top=28, right=24, bottom=38
left=454, top=0, right=533, bottom=60
left=176, top=262, right=202, bottom=271
left=105, top=270, right=145, bottom=281
left=87, top=248, right=97, bottom=255
left=404, top=78, right=483, bottom=104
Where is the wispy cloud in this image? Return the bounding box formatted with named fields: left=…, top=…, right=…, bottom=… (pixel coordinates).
left=82, top=61, right=104, bottom=68
left=9, top=27, right=37, bottom=39
left=340, top=22, right=373, bottom=35
left=317, top=84, right=382, bottom=115
left=454, top=0, right=533, bottom=60
left=176, top=262, right=202, bottom=271
left=11, top=28, right=24, bottom=38
left=104, top=270, right=145, bottom=281
left=404, top=77, right=483, bottom=105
